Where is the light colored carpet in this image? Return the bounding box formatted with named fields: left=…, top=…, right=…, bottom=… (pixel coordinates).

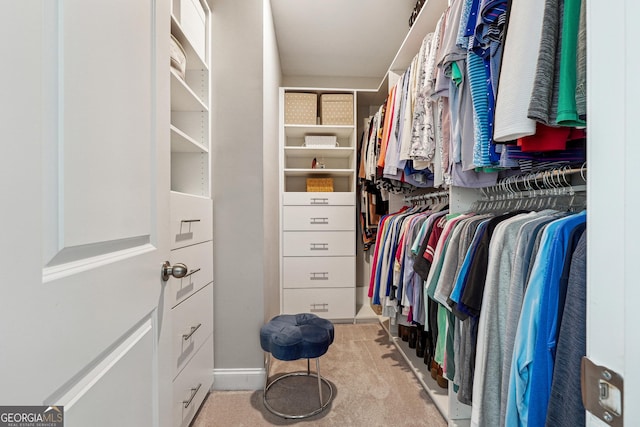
left=192, top=322, right=447, bottom=427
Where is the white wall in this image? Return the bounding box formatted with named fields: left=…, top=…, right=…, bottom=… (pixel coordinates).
left=211, top=0, right=266, bottom=377
left=263, top=0, right=282, bottom=322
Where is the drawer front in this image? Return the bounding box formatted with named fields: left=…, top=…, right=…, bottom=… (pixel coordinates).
left=172, top=333, right=214, bottom=427
left=283, top=231, right=355, bottom=257
left=172, top=283, right=213, bottom=378
left=283, top=288, right=355, bottom=319
left=283, top=256, right=355, bottom=288
left=170, top=192, right=213, bottom=250
left=283, top=192, right=355, bottom=206
left=168, top=241, right=213, bottom=307
left=283, top=206, right=355, bottom=231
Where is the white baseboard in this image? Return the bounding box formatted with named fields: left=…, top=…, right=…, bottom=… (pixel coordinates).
left=212, top=368, right=265, bottom=391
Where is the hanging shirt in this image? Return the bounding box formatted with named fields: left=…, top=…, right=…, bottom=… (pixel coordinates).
left=433, top=215, right=482, bottom=308
left=556, top=0, right=586, bottom=127
left=377, top=86, right=398, bottom=171
left=461, top=0, right=501, bottom=168
left=527, top=217, right=586, bottom=426
left=544, top=231, right=587, bottom=427
left=527, top=0, right=563, bottom=126
left=499, top=212, right=562, bottom=427
left=493, top=0, right=546, bottom=141
left=458, top=211, right=525, bottom=318
left=399, top=55, right=420, bottom=163
left=401, top=214, right=431, bottom=311
left=410, top=33, right=437, bottom=163
left=413, top=210, right=448, bottom=281
left=449, top=218, right=491, bottom=315
left=505, top=211, right=587, bottom=427
left=575, top=1, right=586, bottom=120
left=471, top=211, right=544, bottom=427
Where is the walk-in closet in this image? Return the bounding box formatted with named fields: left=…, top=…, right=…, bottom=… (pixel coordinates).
left=269, top=0, right=636, bottom=426
left=2, top=0, right=638, bottom=426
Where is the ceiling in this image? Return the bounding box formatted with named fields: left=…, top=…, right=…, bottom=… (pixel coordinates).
left=269, top=0, right=416, bottom=90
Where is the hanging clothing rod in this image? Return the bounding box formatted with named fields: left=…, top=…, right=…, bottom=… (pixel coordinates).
left=480, top=184, right=586, bottom=202
left=481, top=165, right=587, bottom=197
left=471, top=185, right=586, bottom=213
left=403, top=190, right=449, bottom=204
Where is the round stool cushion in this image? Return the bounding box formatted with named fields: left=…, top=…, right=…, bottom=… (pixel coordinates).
left=260, top=313, right=334, bottom=361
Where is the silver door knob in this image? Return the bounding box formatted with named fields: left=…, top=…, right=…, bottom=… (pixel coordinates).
left=161, top=261, right=188, bottom=281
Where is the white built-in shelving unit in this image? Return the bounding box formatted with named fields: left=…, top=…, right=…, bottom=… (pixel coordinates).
left=279, top=88, right=358, bottom=321
left=167, top=1, right=214, bottom=425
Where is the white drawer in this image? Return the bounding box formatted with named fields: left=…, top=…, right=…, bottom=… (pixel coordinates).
left=283, top=288, right=355, bottom=319
left=283, top=206, right=355, bottom=231
left=170, top=192, right=212, bottom=250
left=283, top=256, right=355, bottom=288
left=283, top=192, right=355, bottom=206
left=168, top=241, right=213, bottom=307
left=172, top=283, right=213, bottom=378
left=283, top=231, right=355, bottom=257
left=172, top=333, right=213, bottom=427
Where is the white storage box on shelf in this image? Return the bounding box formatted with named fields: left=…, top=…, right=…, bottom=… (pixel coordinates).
left=304, top=135, right=338, bottom=147
left=180, top=0, right=206, bottom=62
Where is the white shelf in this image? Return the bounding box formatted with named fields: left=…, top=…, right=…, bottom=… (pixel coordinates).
left=171, top=125, right=208, bottom=153
left=393, top=337, right=450, bottom=417
left=387, top=0, right=449, bottom=74
left=284, top=168, right=354, bottom=177
left=378, top=317, right=450, bottom=421
left=170, top=69, right=208, bottom=111
left=170, top=190, right=211, bottom=201
left=284, top=147, right=354, bottom=158
left=284, top=124, right=354, bottom=138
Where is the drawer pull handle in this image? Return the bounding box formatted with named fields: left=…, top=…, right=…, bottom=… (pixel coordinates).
left=183, top=323, right=202, bottom=341
left=310, top=198, right=329, bottom=205
left=310, top=272, right=329, bottom=280
left=183, top=383, right=202, bottom=408
left=310, top=303, right=329, bottom=313
left=310, top=217, right=329, bottom=225
left=178, top=219, right=200, bottom=240
left=310, top=243, right=329, bottom=251
left=183, top=268, right=201, bottom=279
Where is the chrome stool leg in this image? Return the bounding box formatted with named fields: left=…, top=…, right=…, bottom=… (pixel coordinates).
left=316, top=358, right=323, bottom=406
left=262, top=353, right=333, bottom=419
left=263, top=352, right=272, bottom=397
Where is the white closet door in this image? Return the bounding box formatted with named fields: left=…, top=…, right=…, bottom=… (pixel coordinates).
left=0, top=0, right=170, bottom=425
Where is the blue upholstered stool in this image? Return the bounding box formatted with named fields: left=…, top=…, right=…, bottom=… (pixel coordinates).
left=259, top=313, right=335, bottom=419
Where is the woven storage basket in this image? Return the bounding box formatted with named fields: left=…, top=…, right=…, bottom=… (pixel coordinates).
left=306, top=177, right=334, bottom=192
left=169, top=35, right=187, bottom=80
left=320, top=93, right=353, bottom=125
left=285, top=92, right=317, bottom=125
